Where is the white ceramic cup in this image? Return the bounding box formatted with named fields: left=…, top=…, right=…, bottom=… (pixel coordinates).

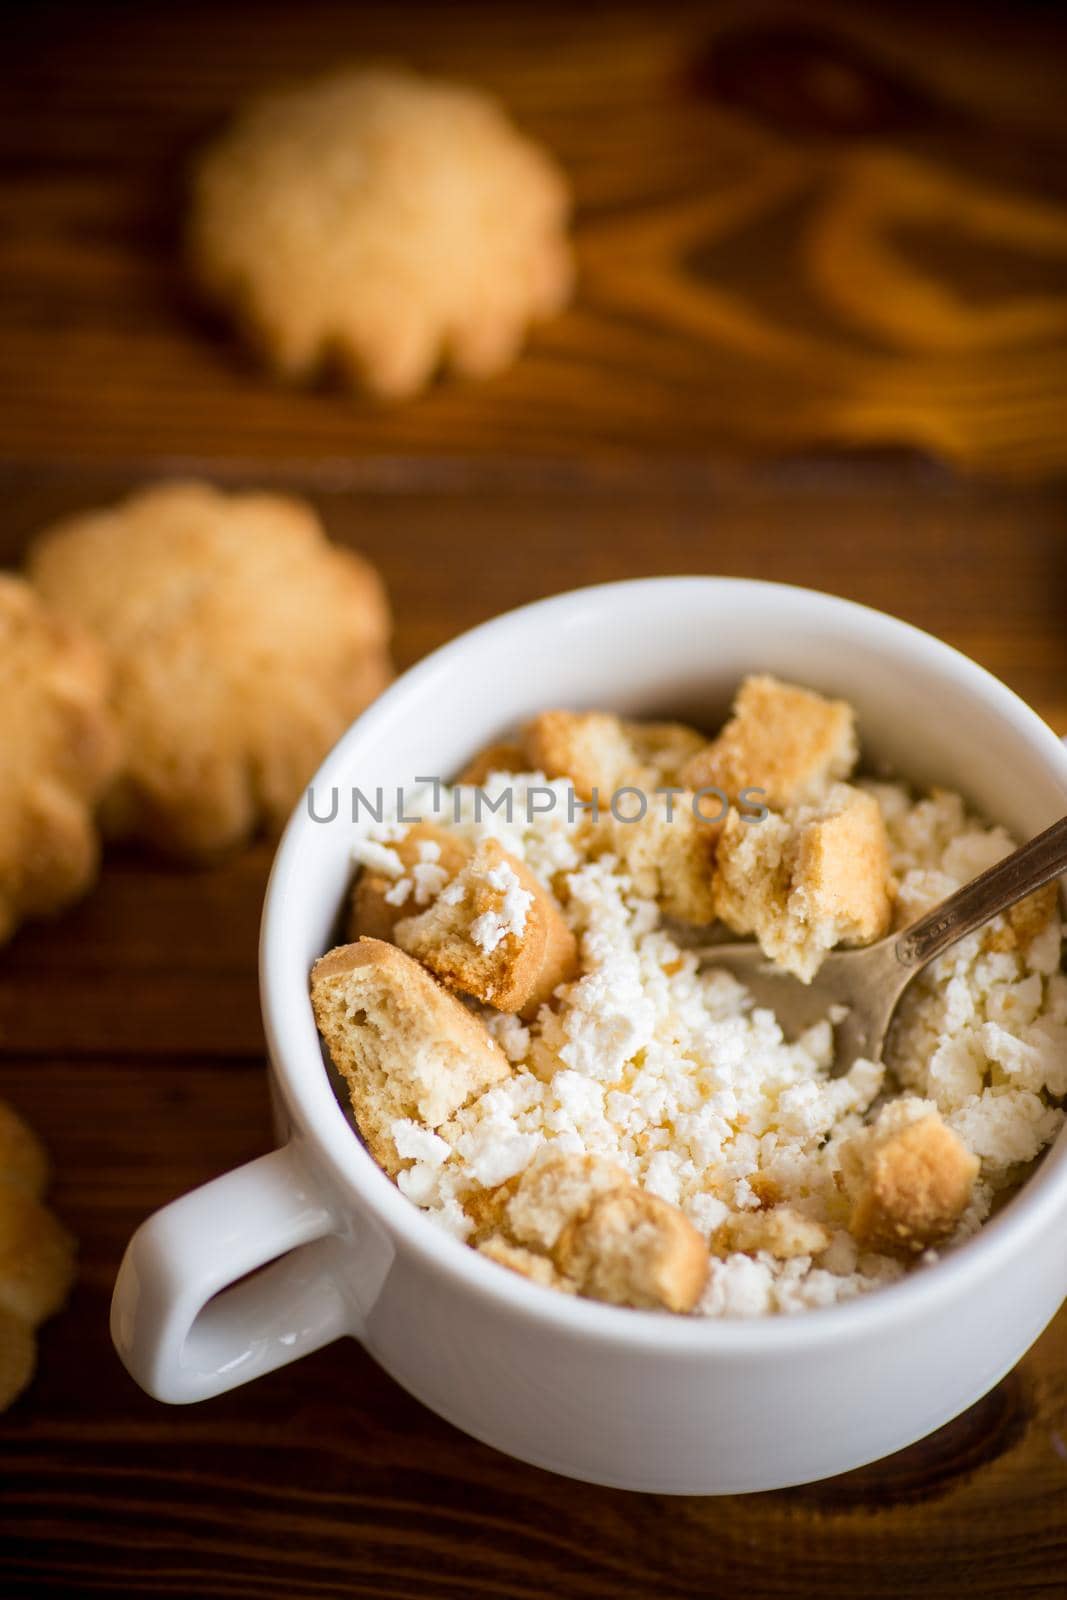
left=111, top=577, right=1067, bottom=1494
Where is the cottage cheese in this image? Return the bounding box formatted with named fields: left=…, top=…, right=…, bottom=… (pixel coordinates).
left=349, top=771, right=1065, bottom=1317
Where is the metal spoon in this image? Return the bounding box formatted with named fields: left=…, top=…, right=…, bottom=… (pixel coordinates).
left=700, top=814, right=1067, bottom=1075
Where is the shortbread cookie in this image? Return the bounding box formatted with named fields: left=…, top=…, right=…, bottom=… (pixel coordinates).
left=0, top=576, right=120, bottom=944
left=682, top=675, right=856, bottom=809
left=523, top=711, right=638, bottom=802
left=506, top=1152, right=630, bottom=1254
left=595, top=789, right=718, bottom=925
left=395, top=836, right=579, bottom=1017
left=477, top=1234, right=575, bottom=1292
left=498, top=1151, right=708, bottom=1312
left=310, top=937, right=509, bottom=1176
left=189, top=67, right=573, bottom=400
left=522, top=711, right=718, bottom=923
left=28, top=483, right=391, bottom=859
left=556, top=1187, right=708, bottom=1313
left=0, top=1099, right=76, bottom=1410
left=713, top=783, right=894, bottom=980
left=712, top=1205, right=830, bottom=1260
left=846, top=1110, right=979, bottom=1257
left=349, top=822, right=471, bottom=943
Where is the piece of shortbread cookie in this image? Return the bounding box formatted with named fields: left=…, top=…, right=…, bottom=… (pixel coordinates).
left=713, top=783, right=894, bottom=980
left=28, top=482, right=391, bottom=859
left=0, top=576, right=120, bottom=943
left=846, top=1110, right=979, bottom=1257
left=496, top=1151, right=708, bottom=1312
left=395, top=836, right=578, bottom=1017
left=188, top=66, right=573, bottom=399
left=682, top=675, right=856, bottom=810
left=310, top=937, right=510, bottom=1177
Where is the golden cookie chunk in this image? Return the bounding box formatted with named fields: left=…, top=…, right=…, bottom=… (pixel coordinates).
left=622, top=720, right=707, bottom=786
left=189, top=67, right=573, bottom=400
left=682, top=675, right=856, bottom=810
left=555, top=1187, right=708, bottom=1313
left=712, top=1205, right=830, bottom=1260
left=0, top=576, right=120, bottom=944
left=28, top=482, right=391, bottom=859
left=595, top=789, right=719, bottom=926
left=395, top=837, right=578, bottom=1017
left=348, top=822, right=471, bottom=943
left=713, top=784, right=894, bottom=981
left=478, top=1234, right=575, bottom=1292
left=310, top=937, right=509, bottom=1177
left=506, top=1152, right=631, bottom=1253
left=523, top=711, right=637, bottom=802
left=849, top=1113, right=979, bottom=1257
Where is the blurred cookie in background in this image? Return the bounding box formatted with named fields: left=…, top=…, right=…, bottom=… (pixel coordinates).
left=187, top=66, right=574, bottom=400
left=0, top=1099, right=75, bottom=1411
left=0, top=576, right=120, bottom=946
left=28, top=481, right=392, bottom=860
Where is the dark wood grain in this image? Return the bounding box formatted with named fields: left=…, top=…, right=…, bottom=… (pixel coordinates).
left=3, top=1, right=1067, bottom=1595
left=3, top=0, right=1067, bottom=479
left=1, top=1055, right=1065, bottom=1600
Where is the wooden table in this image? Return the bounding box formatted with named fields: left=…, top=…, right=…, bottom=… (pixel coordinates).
left=2, top=4, right=1066, bottom=1595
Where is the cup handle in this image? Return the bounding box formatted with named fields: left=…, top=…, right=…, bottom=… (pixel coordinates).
left=111, top=1142, right=351, bottom=1403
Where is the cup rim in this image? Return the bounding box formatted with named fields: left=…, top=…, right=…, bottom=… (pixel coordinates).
left=261, top=575, right=1067, bottom=1353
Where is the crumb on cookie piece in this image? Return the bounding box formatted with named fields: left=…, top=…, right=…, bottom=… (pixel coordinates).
left=456, top=741, right=527, bottom=787
left=188, top=67, right=573, bottom=400
left=478, top=1234, right=575, bottom=1291
left=395, top=837, right=578, bottom=1017
left=0, top=576, right=121, bottom=945
left=712, top=1205, right=830, bottom=1260
left=310, top=937, right=509, bottom=1177
left=713, top=783, right=894, bottom=981
left=848, top=1112, right=979, bottom=1257
left=348, top=822, right=470, bottom=942
left=28, top=481, right=391, bottom=860
left=681, top=675, right=857, bottom=811
left=596, top=791, right=718, bottom=926
left=556, top=1188, right=709, bottom=1313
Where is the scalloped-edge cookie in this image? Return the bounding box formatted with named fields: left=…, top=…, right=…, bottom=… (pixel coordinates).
left=0, top=576, right=120, bottom=944
left=188, top=66, right=574, bottom=399
left=28, top=481, right=392, bottom=859
left=0, top=1099, right=75, bottom=1410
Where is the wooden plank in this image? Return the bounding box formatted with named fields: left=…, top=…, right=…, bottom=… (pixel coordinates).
left=0, top=1059, right=1064, bottom=1599
left=3, top=2, right=1067, bottom=477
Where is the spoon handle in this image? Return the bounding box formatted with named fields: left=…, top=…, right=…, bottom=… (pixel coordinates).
left=894, top=813, right=1067, bottom=972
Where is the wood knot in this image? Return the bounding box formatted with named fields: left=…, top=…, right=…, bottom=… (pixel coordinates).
left=692, top=23, right=938, bottom=139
